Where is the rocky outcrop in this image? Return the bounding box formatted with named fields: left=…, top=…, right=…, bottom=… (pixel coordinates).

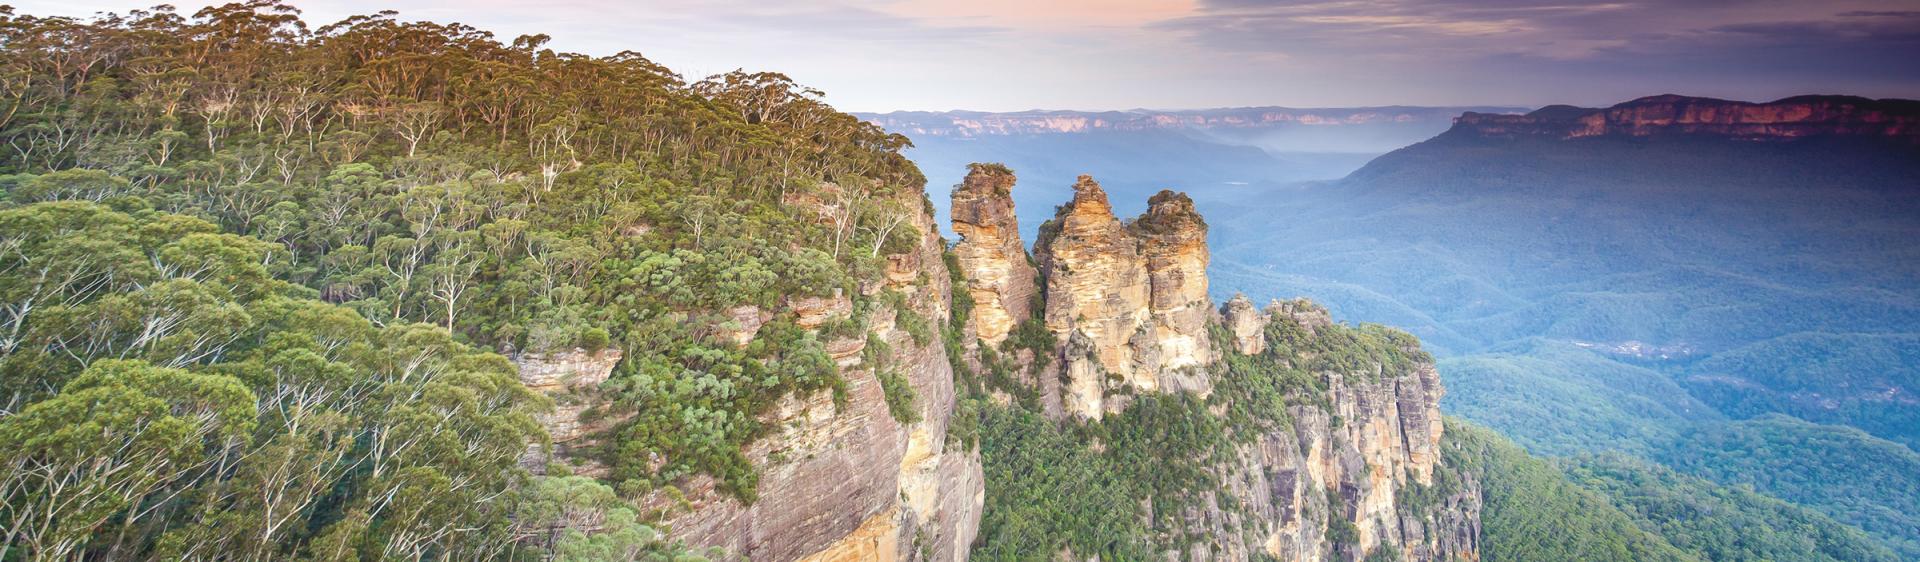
left=950, top=164, right=1037, bottom=346
left=1452, top=94, right=1920, bottom=141
left=516, top=348, right=624, bottom=476
left=1133, top=190, right=1213, bottom=395
left=655, top=181, right=983, bottom=562
left=1220, top=295, right=1266, bottom=355
left=526, top=180, right=984, bottom=562
left=1186, top=299, right=1480, bottom=562
left=1032, top=176, right=1213, bottom=419
left=1034, top=175, right=1154, bottom=418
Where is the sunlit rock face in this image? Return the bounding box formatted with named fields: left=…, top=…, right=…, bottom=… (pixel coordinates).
left=1030, top=175, right=1216, bottom=419
left=1453, top=94, right=1920, bottom=140
left=516, top=348, right=624, bottom=477
left=1133, top=189, right=1214, bottom=395
left=655, top=181, right=984, bottom=562
left=524, top=180, right=984, bottom=562
left=1187, top=299, right=1479, bottom=562
left=1034, top=175, right=1156, bottom=418
left=950, top=164, right=1038, bottom=347
left=1220, top=294, right=1267, bottom=355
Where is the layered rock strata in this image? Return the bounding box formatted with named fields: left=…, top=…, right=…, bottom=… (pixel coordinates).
left=522, top=181, right=984, bottom=562
left=515, top=348, right=624, bottom=476
left=1453, top=94, right=1920, bottom=141
left=656, top=182, right=983, bottom=562
left=1133, top=190, right=1214, bottom=395
left=1188, top=299, right=1480, bottom=562
left=1032, top=176, right=1213, bottom=419
left=949, top=164, right=1038, bottom=346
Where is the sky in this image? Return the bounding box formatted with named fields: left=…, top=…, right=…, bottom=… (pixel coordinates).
left=12, top=0, right=1920, bottom=112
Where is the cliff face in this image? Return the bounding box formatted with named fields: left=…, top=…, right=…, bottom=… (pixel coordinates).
left=1452, top=94, right=1920, bottom=141
left=522, top=182, right=983, bottom=562
left=857, top=106, right=1527, bottom=138
left=950, top=164, right=1038, bottom=347
left=959, top=168, right=1480, bottom=561
left=664, top=183, right=982, bottom=562
left=1031, top=176, right=1214, bottom=419
left=1033, top=176, right=1156, bottom=418
left=516, top=348, right=625, bottom=476
left=1133, top=190, right=1214, bottom=395
left=1195, top=301, right=1478, bottom=562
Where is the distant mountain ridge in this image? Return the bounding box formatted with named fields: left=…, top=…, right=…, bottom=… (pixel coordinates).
left=859, top=105, right=1528, bottom=137
left=1450, top=94, right=1920, bottom=141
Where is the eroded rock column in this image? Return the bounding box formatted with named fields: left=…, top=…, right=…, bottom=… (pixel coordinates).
left=1035, top=175, right=1153, bottom=418
left=950, top=164, right=1038, bottom=346
left=1133, top=190, right=1213, bottom=394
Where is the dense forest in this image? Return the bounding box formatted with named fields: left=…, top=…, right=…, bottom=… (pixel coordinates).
left=0, top=1, right=926, bottom=559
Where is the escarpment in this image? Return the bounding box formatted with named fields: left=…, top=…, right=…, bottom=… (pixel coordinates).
left=1196, top=299, right=1477, bottom=561
left=1452, top=94, right=1920, bottom=141
left=951, top=166, right=1482, bottom=561
left=518, top=161, right=1481, bottom=562
left=523, top=181, right=983, bottom=562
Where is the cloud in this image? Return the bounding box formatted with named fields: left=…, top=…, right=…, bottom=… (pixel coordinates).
left=1155, top=0, right=1920, bottom=61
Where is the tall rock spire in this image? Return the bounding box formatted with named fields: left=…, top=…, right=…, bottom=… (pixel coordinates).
left=1035, top=175, right=1154, bottom=418
left=1032, top=176, right=1214, bottom=418
left=1134, top=190, right=1213, bottom=394
left=949, top=163, right=1038, bottom=346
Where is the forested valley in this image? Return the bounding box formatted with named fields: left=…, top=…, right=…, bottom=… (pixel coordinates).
left=5, top=2, right=1913, bottom=562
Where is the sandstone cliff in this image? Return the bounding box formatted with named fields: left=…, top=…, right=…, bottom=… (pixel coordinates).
left=955, top=167, right=1480, bottom=561
left=520, top=181, right=983, bottom=562
left=857, top=106, right=1524, bottom=138
left=1190, top=299, right=1479, bottom=561
left=520, top=161, right=1481, bottom=562
left=1032, top=175, right=1214, bottom=419
left=950, top=164, right=1038, bottom=347
left=1452, top=94, right=1920, bottom=141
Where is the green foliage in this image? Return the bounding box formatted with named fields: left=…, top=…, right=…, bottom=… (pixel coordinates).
left=0, top=203, right=551, bottom=560
left=972, top=404, right=1155, bottom=561
left=1438, top=339, right=1718, bottom=456
left=600, top=320, right=844, bottom=500
left=0, top=0, right=936, bottom=507
left=866, top=332, right=920, bottom=424
left=1562, top=453, right=1899, bottom=562
left=1683, top=333, right=1920, bottom=450
left=1652, top=415, right=1920, bottom=558
left=1441, top=420, right=1699, bottom=562
left=580, top=326, right=612, bottom=353
left=514, top=475, right=717, bottom=561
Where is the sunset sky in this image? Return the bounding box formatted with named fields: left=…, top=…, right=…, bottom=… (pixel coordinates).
left=15, top=0, right=1920, bottom=112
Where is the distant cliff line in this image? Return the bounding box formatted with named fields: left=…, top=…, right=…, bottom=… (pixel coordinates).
left=857, top=105, right=1527, bottom=137
left=1450, top=94, right=1920, bottom=141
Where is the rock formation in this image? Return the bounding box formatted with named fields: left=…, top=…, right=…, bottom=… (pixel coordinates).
left=1452, top=94, right=1920, bottom=141
left=952, top=166, right=1479, bottom=561
left=1031, top=176, right=1214, bottom=418
left=1133, top=189, right=1213, bottom=395
left=520, top=161, right=1481, bottom=562
left=1196, top=299, right=1479, bottom=561
left=949, top=164, right=1038, bottom=346
left=523, top=181, right=983, bottom=562
left=515, top=348, right=625, bottom=476
left=660, top=182, right=982, bottom=562
left=1220, top=294, right=1266, bottom=355
left=1033, top=175, right=1155, bottom=417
